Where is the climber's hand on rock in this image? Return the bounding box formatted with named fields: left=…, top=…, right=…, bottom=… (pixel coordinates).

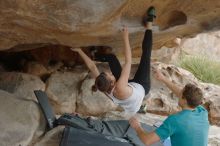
left=70, top=48, right=81, bottom=52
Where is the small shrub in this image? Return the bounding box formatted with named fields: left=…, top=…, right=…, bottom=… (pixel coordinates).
left=178, top=55, right=220, bottom=85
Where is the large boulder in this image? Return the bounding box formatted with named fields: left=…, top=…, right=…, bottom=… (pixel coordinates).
left=153, top=30, right=220, bottom=64
left=45, top=71, right=87, bottom=114
left=145, top=62, right=220, bottom=126
left=178, top=30, right=220, bottom=61
left=201, top=83, right=220, bottom=126
left=34, top=126, right=64, bottom=146
left=146, top=62, right=196, bottom=115
left=45, top=64, right=118, bottom=116
left=0, top=72, right=45, bottom=101
left=0, top=90, right=45, bottom=146
left=76, top=77, right=118, bottom=116
left=208, top=126, right=220, bottom=146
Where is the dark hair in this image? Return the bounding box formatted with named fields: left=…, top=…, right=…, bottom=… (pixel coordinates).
left=91, top=72, right=111, bottom=92
left=182, top=83, right=203, bottom=108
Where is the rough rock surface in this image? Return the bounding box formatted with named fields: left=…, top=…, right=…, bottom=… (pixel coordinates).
left=0, top=90, right=45, bottom=146
left=45, top=71, right=86, bottom=114
left=34, top=126, right=64, bottom=146
left=150, top=30, right=220, bottom=63
left=145, top=62, right=196, bottom=115
left=146, top=62, right=220, bottom=126
left=0, top=1, right=220, bottom=144
left=208, top=126, right=220, bottom=146
left=176, top=30, right=220, bottom=61
left=203, top=84, right=220, bottom=126
left=45, top=69, right=118, bottom=115
left=76, top=77, right=118, bottom=116
left=0, top=67, right=219, bottom=145
left=1, top=0, right=220, bottom=52
left=0, top=72, right=45, bottom=101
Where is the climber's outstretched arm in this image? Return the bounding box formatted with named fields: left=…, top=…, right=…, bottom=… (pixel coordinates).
left=71, top=48, right=100, bottom=78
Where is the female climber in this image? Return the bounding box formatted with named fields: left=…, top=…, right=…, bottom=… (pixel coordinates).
left=71, top=6, right=156, bottom=115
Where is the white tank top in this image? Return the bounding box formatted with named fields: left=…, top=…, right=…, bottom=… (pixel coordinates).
left=106, top=82, right=145, bottom=114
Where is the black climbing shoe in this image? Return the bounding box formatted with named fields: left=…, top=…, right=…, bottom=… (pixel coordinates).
left=147, top=6, right=156, bottom=19
left=142, top=6, right=156, bottom=25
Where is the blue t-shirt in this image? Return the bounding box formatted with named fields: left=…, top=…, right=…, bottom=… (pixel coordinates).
left=155, top=105, right=209, bottom=146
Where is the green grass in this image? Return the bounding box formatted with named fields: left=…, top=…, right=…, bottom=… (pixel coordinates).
left=178, top=55, right=220, bottom=86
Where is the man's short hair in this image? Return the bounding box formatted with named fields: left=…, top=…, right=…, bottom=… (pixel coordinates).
left=182, top=83, right=203, bottom=108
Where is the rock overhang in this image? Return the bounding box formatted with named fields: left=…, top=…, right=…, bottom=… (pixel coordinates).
left=0, top=0, right=220, bottom=52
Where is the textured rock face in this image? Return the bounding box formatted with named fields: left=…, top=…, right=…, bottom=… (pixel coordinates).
left=45, top=71, right=86, bottom=114
left=146, top=31, right=220, bottom=64
left=146, top=62, right=197, bottom=115
left=0, top=90, right=45, bottom=146
left=147, top=62, right=220, bottom=125
left=76, top=78, right=118, bottom=115
left=204, top=85, right=220, bottom=126
left=34, top=126, right=64, bottom=146
left=1, top=0, right=220, bottom=52
left=0, top=72, right=45, bottom=100
left=177, top=31, right=220, bottom=61
left=45, top=69, right=118, bottom=115
left=0, top=64, right=219, bottom=145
